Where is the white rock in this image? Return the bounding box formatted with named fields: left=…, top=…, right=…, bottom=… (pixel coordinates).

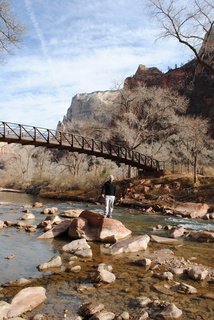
left=60, top=209, right=83, bottom=218
left=158, top=303, right=182, bottom=319
left=6, top=278, right=32, bottom=286
left=62, top=238, right=91, bottom=253
left=89, top=311, right=115, bottom=320
left=20, top=213, right=35, bottom=220
left=38, top=255, right=62, bottom=271
left=109, top=235, right=150, bottom=255
left=6, top=287, right=47, bottom=318
left=43, top=207, right=58, bottom=214
left=187, top=266, right=209, bottom=281
left=75, top=248, right=93, bottom=258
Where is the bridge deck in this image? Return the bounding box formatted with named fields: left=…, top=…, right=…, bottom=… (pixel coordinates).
left=0, top=121, right=160, bottom=171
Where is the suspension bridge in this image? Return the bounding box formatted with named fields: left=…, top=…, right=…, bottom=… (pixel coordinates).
left=0, top=121, right=161, bottom=172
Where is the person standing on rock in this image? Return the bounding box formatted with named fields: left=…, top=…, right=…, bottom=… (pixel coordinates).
left=101, top=175, right=116, bottom=218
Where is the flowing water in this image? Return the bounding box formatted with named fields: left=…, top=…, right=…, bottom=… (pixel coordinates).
left=0, top=192, right=213, bottom=319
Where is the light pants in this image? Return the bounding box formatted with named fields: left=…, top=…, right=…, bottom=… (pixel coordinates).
left=104, top=195, right=115, bottom=218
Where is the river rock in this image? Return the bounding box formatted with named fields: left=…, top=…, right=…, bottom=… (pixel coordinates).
left=170, top=267, right=185, bottom=275
left=89, top=311, right=115, bottom=320
left=167, top=202, right=209, bottom=218
left=26, top=225, right=37, bottom=232
left=37, top=255, right=62, bottom=271
left=0, top=201, right=12, bottom=205
left=1, top=287, right=47, bottom=319
left=33, top=202, right=43, bottom=208
left=78, top=301, right=105, bottom=316
left=16, top=221, right=28, bottom=229
left=61, top=238, right=91, bottom=253
left=20, top=213, right=35, bottom=220
left=150, top=235, right=179, bottom=244
left=154, top=271, right=173, bottom=281
left=190, top=230, right=214, bottom=242
left=99, top=218, right=132, bottom=242
left=172, top=282, right=197, bottom=294
left=201, top=292, right=214, bottom=300
left=92, top=268, right=116, bottom=284
left=187, top=266, right=209, bottom=281
left=60, top=209, right=83, bottom=218
left=74, top=248, right=93, bottom=258
left=119, top=311, right=130, bottom=320
left=170, top=226, right=186, bottom=238
left=4, top=220, right=13, bottom=227
left=68, top=216, right=95, bottom=240
left=43, top=207, right=58, bottom=214
left=68, top=210, right=132, bottom=243
left=0, top=220, right=4, bottom=228
left=0, top=301, right=11, bottom=320
left=158, top=302, right=182, bottom=319
left=67, top=265, right=81, bottom=273
left=5, top=277, right=32, bottom=287
left=134, top=296, right=151, bottom=307
left=109, top=235, right=150, bottom=255
left=134, top=258, right=152, bottom=266
left=32, top=315, right=45, bottom=320
left=37, top=219, right=72, bottom=239
left=138, top=310, right=149, bottom=319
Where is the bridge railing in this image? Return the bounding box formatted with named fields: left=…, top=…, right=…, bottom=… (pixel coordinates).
left=0, top=121, right=160, bottom=171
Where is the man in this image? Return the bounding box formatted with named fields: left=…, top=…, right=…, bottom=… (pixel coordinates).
left=101, top=175, right=116, bottom=218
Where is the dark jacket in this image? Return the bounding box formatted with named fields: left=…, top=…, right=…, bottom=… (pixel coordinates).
left=102, top=181, right=116, bottom=196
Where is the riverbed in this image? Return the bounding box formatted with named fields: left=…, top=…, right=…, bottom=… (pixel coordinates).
left=0, top=192, right=213, bottom=319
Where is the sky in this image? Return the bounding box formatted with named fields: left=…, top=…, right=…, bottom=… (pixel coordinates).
left=0, top=0, right=193, bottom=129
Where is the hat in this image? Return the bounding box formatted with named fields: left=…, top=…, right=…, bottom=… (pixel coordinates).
left=109, top=175, right=114, bottom=179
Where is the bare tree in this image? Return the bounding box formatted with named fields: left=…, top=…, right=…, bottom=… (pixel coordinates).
left=146, top=0, right=214, bottom=73
left=171, top=115, right=212, bottom=182
left=0, top=0, right=26, bottom=62
left=113, top=86, right=188, bottom=157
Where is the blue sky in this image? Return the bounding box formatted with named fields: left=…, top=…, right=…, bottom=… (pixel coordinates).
left=0, top=0, right=192, bottom=129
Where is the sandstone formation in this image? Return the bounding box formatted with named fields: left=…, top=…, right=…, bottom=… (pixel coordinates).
left=59, top=90, right=120, bottom=127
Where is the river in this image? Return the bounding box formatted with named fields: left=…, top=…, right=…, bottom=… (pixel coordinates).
left=0, top=192, right=213, bottom=319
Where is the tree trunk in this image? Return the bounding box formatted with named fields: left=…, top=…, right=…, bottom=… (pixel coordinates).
left=128, top=165, right=131, bottom=178
left=193, top=153, right=197, bottom=184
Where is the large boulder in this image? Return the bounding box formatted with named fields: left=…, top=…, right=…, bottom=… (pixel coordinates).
left=68, top=216, right=99, bottom=241
left=109, top=235, right=150, bottom=255
left=99, top=218, right=132, bottom=242
left=68, top=210, right=132, bottom=243
left=167, top=202, right=209, bottom=218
